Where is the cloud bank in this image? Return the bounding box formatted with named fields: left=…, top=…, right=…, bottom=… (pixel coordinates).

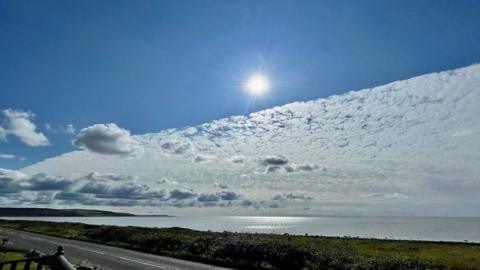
left=0, top=169, right=248, bottom=208
left=16, top=64, right=480, bottom=216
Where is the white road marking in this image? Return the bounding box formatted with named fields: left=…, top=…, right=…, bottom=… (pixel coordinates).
left=117, top=256, right=169, bottom=269
left=30, top=237, right=106, bottom=255
left=66, top=245, right=106, bottom=255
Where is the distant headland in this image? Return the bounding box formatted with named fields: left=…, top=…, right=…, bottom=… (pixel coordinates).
left=0, top=207, right=135, bottom=217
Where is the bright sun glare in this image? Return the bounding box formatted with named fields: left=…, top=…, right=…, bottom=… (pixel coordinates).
left=245, top=73, right=270, bottom=96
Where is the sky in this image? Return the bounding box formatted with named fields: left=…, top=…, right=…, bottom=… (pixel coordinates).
left=1, top=0, right=480, bottom=168
left=0, top=1, right=480, bottom=215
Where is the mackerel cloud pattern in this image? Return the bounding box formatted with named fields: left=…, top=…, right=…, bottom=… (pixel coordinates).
left=21, top=64, right=480, bottom=216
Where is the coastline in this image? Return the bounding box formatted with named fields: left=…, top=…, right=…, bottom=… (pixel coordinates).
left=1, top=215, right=478, bottom=243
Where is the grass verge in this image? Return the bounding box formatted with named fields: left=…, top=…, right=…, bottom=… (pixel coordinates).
left=0, top=246, right=38, bottom=270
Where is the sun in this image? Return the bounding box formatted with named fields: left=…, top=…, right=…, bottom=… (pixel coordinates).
left=244, top=73, right=270, bottom=96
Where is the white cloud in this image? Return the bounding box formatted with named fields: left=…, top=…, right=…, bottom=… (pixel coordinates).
left=82, top=171, right=137, bottom=182
left=156, top=178, right=178, bottom=186
left=0, top=154, right=15, bottom=159
left=20, top=64, right=480, bottom=216
left=193, top=154, right=215, bottom=162
left=160, top=140, right=191, bottom=154
left=229, top=155, right=245, bottom=163
left=72, top=123, right=142, bottom=156
left=213, top=182, right=228, bottom=189
left=1, top=109, right=49, bottom=146
left=65, top=124, right=76, bottom=134
left=285, top=164, right=320, bottom=173
left=45, top=123, right=75, bottom=134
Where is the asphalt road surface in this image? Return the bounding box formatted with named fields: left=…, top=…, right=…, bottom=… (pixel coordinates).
left=0, top=227, right=231, bottom=270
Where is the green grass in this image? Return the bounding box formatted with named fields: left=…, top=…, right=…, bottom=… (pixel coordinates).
left=350, top=239, right=480, bottom=269
left=0, top=248, right=38, bottom=270
left=0, top=251, right=25, bottom=260
left=0, top=219, right=479, bottom=269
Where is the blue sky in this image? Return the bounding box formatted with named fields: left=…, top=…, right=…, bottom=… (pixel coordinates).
left=1, top=0, right=480, bottom=170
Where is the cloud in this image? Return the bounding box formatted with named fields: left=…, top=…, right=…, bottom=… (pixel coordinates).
left=0, top=169, right=155, bottom=205
left=260, top=154, right=319, bottom=174
left=22, top=173, right=72, bottom=191
left=197, top=191, right=241, bottom=203
left=72, top=123, right=142, bottom=156
left=45, top=124, right=75, bottom=134
left=229, top=155, right=245, bottom=163
left=0, top=127, right=6, bottom=141
left=82, top=171, right=136, bottom=182
left=0, top=154, right=15, bottom=159
left=28, top=191, right=56, bottom=205
left=213, top=182, right=228, bottom=189
left=217, top=191, right=241, bottom=200
left=156, top=178, right=178, bottom=185
left=182, top=127, right=199, bottom=136
left=269, top=203, right=280, bottom=208
left=193, top=154, right=215, bottom=162
left=53, top=192, right=122, bottom=206
left=0, top=169, right=73, bottom=194
left=285, top=164, right=320, bottom=173
left=260, top=156, right=319, bottom=174
left=197, top=194, right=219, bottom=202
left=262, top=155, right=288, bottom=166
left=54, top=192, right=86, bottom=201
left=264, top=165, right=283, bottom=174
left=19, top=64, right=480, bottom=216
left=73, top=172, right=163, bottom=201
left=1, top=109, right=49, bottom=146
left=83, top=182, right=157, bottom=200
left=65, top=124, right=76, bottom=134
left=368, top=193, right=412, bottom=200
left=0, top=168, right=253, bottom=209
left=0, top=168, right=26, bottom=193
left=169, top=189, right=197, bottom=200
left=241, top=200, right=255, bottom=207
left=273, top=191, right=314, bottom=201
left=160, top=140, right=191, bottom=154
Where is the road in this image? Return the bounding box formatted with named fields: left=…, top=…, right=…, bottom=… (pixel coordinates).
left=0, top=227, right=231, bottom=270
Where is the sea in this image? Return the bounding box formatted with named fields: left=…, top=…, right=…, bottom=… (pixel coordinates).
left=2, top=216, right=479, bottom=243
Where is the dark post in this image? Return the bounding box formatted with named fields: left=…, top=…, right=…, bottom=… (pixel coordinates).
left=46, top=246, right=76, bottom=270
left=23, top=260, right=32, bottom=270
left=9, top=262, right=17, bottom=270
